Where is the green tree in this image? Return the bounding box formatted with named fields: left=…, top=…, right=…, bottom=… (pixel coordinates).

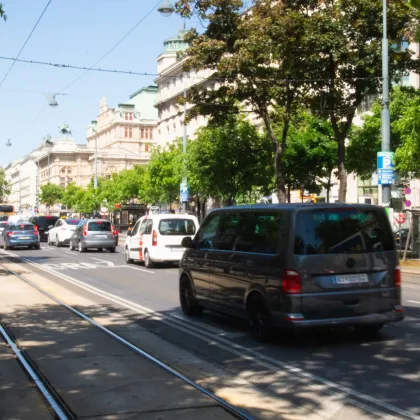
left=302, top=0, right=419, bottom=201
left=187, top=117, right=273, bottom=205
left=0, top=3, right=7, bottom=21
left=147, top=141, right=183, bottom=206
left=276, top=112, right=337, bottom=202
left=0, top=168, right=10, bottom=201
left=176, top=1, right=313, bottom=202
left=61, top=184, right=85, bottom=210
left=177, top=0, right=419, bottom=202
left=347, top=87, right=420, bottom=177
left=39, top=183, right=64, bottom=213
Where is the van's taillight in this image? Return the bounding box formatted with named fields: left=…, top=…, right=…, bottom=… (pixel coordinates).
left=282, top=270, right=301, bottom=294
left=152, top=230, right=157, bottom=246
left=394, top=266, right=401, bottom=288
left=83, top=225, right=88, bottom=237
left=34, top=225, right=38, bottom=232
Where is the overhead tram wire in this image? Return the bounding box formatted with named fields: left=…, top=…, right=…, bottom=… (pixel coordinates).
left=58, top=0, right=162, bottom=94
left=0, top=56, right=382, bottom=85
left=0, top=0, right=53, bottom=89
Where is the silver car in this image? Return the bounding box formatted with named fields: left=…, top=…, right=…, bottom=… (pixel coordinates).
left=70, top=219, right=116, bottom=253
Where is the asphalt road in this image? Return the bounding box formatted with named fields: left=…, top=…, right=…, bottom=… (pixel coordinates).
left=3, top=243, right=420, bottom=417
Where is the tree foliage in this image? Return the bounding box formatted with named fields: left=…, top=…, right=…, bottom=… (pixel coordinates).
left=39, top=183, right=64, bottom=207
left=0, top=3, right=6, bottom=21
left=147, top=141, right=184, bottom=205
left=187, top=117, right=273, bottom=205
left=176, top=0, right=419, bottom=202
left=347, top=87, right=420, bottom=178
left=0, top=168, right=10, bottom=200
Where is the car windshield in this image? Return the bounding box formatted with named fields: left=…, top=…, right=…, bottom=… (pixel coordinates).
left=10, top=224, right=34, bottom=231
left=88, top=221, right=111, bottom=232
left=65, top=219, right=80, bottom=225
left=159, top=219, right=196, bottom=236
left=294, top=209, right=395, bottom=255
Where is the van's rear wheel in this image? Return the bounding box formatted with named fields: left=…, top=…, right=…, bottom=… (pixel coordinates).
left=354, top=324, right=384, bottom=336
left=125, top=247, right=133, bottom=264
left=247, top=296, right=273, bottom=342
left=180, top=277, right=202, bottom=316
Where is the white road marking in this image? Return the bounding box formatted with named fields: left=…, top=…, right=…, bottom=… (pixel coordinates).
left=407, top=300, right=420, bottom=305
left=1, top=249, right=417, bottom=419
left=127, top=266, right=155, bottom=274
left=90, top=257, right=117, bottom=267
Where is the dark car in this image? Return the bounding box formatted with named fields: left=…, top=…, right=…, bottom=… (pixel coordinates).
left=179, top=204, right=404, bottom=341
left=0, top=222, right=40, bottom=250
left=29, top=215, right=59, bottom=242
left=70, top=219, right=117, bottom=253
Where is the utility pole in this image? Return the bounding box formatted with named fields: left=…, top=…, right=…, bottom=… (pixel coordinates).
left=181, top=83, right=188, bottom=214
left=94, top=136, right=98, bottom=190
left=381, top=0, right=392, bottom=206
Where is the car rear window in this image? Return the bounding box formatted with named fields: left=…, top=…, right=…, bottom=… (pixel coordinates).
left=0, top=216, right=8, bottom=221
left=36, top=217, right=59, bottom=228
left=65, top=219, right=80, bottom=225
left=88, top=221, right=111, bottom=232
left=159, top=219, right=196, bottom=236
left=294, top=208, right=395, bottom=255
left=11, top=224, right=34, bottom=231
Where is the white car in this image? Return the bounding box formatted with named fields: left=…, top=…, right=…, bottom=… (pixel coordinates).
left=48, top=218, right=81, bottom=247
left=124, top=214, right=199, bottom=268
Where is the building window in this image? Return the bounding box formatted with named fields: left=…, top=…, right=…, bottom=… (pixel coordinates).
left=140, top=128, right=144, bottom=138
left=60, top=178, right=66, bottom=187
left=145, top=143, right=149, bottom=152
left=125, top=112, right=133, bottom=121
left=124, top=127, right=133, bottom=138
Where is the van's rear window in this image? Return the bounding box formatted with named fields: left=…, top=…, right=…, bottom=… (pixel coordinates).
left=37, top=217, right=59, bottom=228
left=159, top=219, right=196, bottom=236
left=88, top=221, right=111, bottom=232
left=294, top=209, right=395, bottom=255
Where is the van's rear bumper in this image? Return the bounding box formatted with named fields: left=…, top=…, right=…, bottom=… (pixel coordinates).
left=272, top=307, right=405, bottom=328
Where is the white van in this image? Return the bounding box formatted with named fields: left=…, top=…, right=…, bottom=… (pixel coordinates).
left=124, top=214, right=199, bottom=268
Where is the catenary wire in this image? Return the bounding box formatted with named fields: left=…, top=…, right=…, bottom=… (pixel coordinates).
left=0, top=0, right=53, bottom=89
left=0, top=56, right=382, bottom=84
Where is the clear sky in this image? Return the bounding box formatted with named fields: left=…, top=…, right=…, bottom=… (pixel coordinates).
left=0, top=0, right=187, bottom=165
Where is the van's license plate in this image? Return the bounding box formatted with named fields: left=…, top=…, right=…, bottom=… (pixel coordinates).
left=94, top=234, right=107, bottom=238
left=333, top=274, right=368, bottom=285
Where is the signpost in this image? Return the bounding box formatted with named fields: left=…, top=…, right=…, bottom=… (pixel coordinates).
left=180, top=182, right=189, bottom=203
left=377, top=151, right=395, bottom=185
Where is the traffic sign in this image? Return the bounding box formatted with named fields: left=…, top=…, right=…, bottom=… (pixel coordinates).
left=405, top=200, right=412, bottom=208
left=180, top=182, right=189, bottom=202
left=377, top=152, right=395, bottom=185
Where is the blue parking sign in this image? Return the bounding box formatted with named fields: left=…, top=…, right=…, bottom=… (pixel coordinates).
left=377, top=152, right=395, bottom=185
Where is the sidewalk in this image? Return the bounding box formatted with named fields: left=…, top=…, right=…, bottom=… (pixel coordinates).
left=0, top=268, right=235, bottom=419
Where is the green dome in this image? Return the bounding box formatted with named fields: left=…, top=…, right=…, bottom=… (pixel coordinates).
left=164, top=29, right=188, bottom=52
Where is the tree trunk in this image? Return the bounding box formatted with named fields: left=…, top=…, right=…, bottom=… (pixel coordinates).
left=337, top=138, right=347, bottom=202
left=196, top=195, right=201, bottom=220
left=287, top=183, right=291, bottom=203
left=326, top=174, right=331, bottom=203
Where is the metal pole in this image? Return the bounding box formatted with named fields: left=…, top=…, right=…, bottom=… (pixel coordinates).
left=94, top=136, right=98, bottom=190
left=182, top=85, right=188, bottom=213
left=381, top=0, right=391, bottom=206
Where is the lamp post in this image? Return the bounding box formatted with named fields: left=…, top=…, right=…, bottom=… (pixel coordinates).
left=158, top=0, right=189, bottom=213
left=381, top=0, right=391, bottom=207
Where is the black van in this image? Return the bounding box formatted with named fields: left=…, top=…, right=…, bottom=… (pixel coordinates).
left=29, top=215, right=59, bottom=242
left=179, top=204, right=404, bottom=340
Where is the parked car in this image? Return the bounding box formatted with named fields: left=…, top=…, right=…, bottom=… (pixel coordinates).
left=47, top=218, right=80, bottom=247
left=70, top=219, right=117, bottom=253
left=178, top=204, right=404, bottom=341
left=124, top=214, right=199, bottom=268
left=0, top=222, right=40, bottom=250
left=29, top=215, right=59, bottom=242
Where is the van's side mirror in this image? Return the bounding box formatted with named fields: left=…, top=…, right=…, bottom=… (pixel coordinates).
left=48, top=225, right=53, bottom=229
left=181, top=237, right=194, bottom=249
left=126, top=230, right=132, bottom=237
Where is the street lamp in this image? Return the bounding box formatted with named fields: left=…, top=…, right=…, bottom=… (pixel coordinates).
left=6, top=139, right=11, bottom=147
left=157, top=0, right=175, bottom=17
left=158, top=2, right=189, bottom=213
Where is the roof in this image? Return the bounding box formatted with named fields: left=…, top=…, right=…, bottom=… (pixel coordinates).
left=210, top=203, right=385, bottom=212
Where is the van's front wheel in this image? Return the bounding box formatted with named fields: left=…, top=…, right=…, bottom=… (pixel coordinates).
left=247, top=297, right=273, bottom=342
left=144, top=249, right=154, bottom=268
left=180, top=277, right=202, bottom=316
